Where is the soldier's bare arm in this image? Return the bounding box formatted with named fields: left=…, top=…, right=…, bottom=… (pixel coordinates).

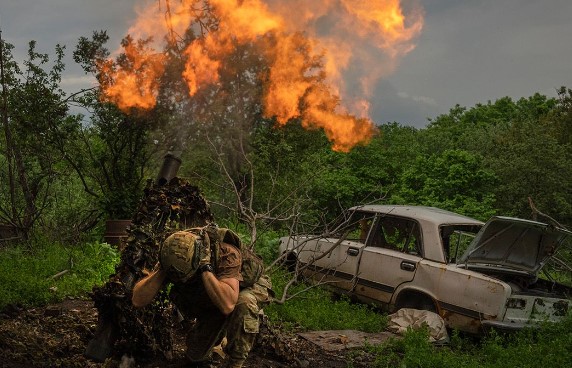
left=132, top=268, right=168, bottom=308
left=202, top=272, right=240, bottom=315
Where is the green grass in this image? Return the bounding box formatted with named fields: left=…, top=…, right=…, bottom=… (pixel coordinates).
left=266, top=269, right=387, bottom=332
left=357, top=315, right=572, bottom=368
left=0, top=241, right=120, bottom=309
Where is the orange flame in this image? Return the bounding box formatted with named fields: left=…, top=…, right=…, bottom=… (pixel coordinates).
left=182, top=0, right=283, bottom=96
left=262, top=33, right=313, bottom=124
left=99, top=0, right=424, bottom=151
left=302, top=85, right=377, bottom=152
left=99, top=40, right=166, bottom=110
left=182, top=41, right=221, bottom=96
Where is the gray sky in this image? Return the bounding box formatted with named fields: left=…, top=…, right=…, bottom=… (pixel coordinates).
left=2, top=0, right=571, bottom=128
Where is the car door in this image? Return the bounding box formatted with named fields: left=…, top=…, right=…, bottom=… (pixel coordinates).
left=307, top=211, right=375, bottom=292
left=353, top=215, right=423, bottom=305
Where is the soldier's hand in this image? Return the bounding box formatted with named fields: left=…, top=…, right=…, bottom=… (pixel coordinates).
left=197, top=239, right=211, bottom=266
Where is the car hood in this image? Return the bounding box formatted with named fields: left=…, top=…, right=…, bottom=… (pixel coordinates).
left=458, top=216, right=572, bottom=274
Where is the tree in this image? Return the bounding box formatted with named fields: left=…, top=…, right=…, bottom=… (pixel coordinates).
left=422, top=95, right=557, bottom=156
left=71, top=31, right=159, bottom=220
left=415, top=94, right=568, bottom=222
left=550, top=86, right=572, bottom=146
left=391, top=149, right=498, bottom=220
left=485, top=99, right=572, bottom=224
left=0, top=35, right=83, bottom=239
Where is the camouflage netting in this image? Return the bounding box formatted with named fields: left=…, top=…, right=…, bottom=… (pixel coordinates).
left=89, top=177, right=214, bottom=360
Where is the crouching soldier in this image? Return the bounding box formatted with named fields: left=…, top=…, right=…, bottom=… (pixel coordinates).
left=132, top=225, right=273, bottom=368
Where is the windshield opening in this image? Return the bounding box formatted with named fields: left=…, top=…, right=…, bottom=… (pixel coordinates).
left=441, top=224, right=481, bottom=263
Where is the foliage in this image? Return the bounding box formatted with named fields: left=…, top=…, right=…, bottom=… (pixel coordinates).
left=246, top=227, right=283, bottom=264
left=266, top=269, right=388, bottom=332
left=247, top=119, right=333, bottom=223
left=551, top=87, right=572, bottom=146
left=377, top=122, right=422, bottom=180
left=391, top=149, right=498, bottom=220
left=483, top=116, right=572, bottom=221
left=306, top=122, right=421, bottom=215
left=420, top=91, right=572, bottom=225
left=38, top=174, right=103, bottom=243
left=422, top=94, right=557, bottom=155
left=243, top=121, right=422, bottom=227
left=305, top=139, right=390, bottom=216
left=0, top=241, right=120, bottom=309
left=0, top=38, right=83, bottom=237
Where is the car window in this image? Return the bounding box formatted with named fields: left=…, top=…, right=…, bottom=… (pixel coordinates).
left=369, top=215, right=422, bottom=255
left=335, top=211, right=376, bottom=243
left=441, top=225, right=481, bottom=263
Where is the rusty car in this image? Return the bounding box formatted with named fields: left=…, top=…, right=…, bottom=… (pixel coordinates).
left=279, top=205, right=572, bottom=333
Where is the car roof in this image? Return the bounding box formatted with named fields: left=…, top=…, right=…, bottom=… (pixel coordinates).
left=349, top=205, right=484, bottom=225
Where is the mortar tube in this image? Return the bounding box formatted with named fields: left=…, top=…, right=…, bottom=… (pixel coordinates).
left=156, top=152, right=182, bottom=186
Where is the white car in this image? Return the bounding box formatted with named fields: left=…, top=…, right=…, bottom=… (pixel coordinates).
left=279, top=205, right=572, bottom=333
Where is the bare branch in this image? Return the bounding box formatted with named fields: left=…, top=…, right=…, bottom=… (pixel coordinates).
left=528, top=197, right=567, bottom=229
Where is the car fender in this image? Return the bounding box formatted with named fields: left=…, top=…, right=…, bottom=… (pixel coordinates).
left=391, top=285, right=439, bottom=313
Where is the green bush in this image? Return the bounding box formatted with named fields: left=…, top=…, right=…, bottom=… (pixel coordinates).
left=0, top=242, right=120, bottom=309
left=251, top=230, right=282, bottom=264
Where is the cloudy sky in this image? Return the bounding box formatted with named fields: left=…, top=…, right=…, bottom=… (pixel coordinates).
left=1, top=0, right=571, bottom=128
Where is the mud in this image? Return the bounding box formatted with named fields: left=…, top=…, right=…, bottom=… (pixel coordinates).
left=0, top=298, right=379, bottom=368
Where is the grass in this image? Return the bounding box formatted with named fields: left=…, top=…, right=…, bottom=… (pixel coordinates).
left=0, top=241, right=120, bottom=309
left=355, top=315, right=572, bottom=368
left=265, top=269, right=388, bottom=332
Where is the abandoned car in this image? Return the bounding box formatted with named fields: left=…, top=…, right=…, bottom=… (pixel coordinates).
left=279, top=205, right=572, bottom=333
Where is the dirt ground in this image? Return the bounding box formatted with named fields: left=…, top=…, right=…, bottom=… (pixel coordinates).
left=0, top=297, right=389, bottom=368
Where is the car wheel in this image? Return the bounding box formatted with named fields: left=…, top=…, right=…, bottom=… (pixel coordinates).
left=396, top=292, right=437, bottom=313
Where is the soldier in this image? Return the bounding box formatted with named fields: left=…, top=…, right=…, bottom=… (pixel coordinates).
left=132, top=225, right=272, bottom=368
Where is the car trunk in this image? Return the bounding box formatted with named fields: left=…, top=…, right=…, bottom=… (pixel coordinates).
left=458, top=217, right=572, bottom=298
left=458, top=217, right=572, bottom=327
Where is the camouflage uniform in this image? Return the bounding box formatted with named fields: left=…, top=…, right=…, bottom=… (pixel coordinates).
left=225, top=274, right=272, bottom=366
left=168, top=242, right=272, bottom=367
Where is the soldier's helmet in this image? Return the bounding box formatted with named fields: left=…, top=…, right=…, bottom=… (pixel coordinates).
left=159, top=231, right=203, bottom=282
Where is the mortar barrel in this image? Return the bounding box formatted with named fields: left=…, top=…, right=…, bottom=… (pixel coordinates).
left=156, top=153, right=182, bottom=186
